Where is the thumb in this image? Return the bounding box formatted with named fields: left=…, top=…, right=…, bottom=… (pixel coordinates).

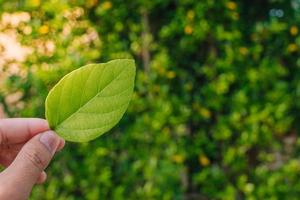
left=3, top=131, right=61, bottom=197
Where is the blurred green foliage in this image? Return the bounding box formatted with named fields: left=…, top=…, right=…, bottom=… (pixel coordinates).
left=1, top=0, right=300, bottom=199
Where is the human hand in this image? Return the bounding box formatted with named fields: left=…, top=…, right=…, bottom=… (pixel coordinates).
left=0, top=118, right=65, bottom=200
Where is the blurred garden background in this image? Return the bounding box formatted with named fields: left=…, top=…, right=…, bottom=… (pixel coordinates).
left=1, top=0, right=300, bottom=199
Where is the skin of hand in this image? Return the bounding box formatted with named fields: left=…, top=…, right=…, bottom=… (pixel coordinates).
left=0, top=118, right=65, bottom=200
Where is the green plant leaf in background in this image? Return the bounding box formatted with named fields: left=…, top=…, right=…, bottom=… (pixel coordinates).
left=45, top=59, right=136, bottom=142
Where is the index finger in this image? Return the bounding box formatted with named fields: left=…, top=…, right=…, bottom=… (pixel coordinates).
left=0, top=118, right=49, bottom=144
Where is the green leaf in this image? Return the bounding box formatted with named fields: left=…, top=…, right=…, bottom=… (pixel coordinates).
left=45, top=59, right=136, bottom=142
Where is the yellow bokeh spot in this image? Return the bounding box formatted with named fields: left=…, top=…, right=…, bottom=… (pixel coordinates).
left=185, top=83, right=193, bottom=91
left=39, top=25, right=49, bottom=34
left=226, top=1, right=237, bottom=10
left=199, top=154, right=210, bottom=166
left=239, top=47, right=249, bottom=55
left=287, top=43, right=298, bottom=52
left=158, top=67, right=166, bottom=75
left=199, top=108, right=211, bottom=119
left=192, top=102, right=200, bottom=110
left=162, top=127, right=170, bottom=135
left=172, top=154, right=184, bottom=164
left=290, top=26, right=298, bottom=36
left=184, top=25, right=193, bottom=35
left=166, top=71, right=176, bottom=79
left=251, top=33, right=258, bottom=42
left=28, top=0, right=40, bottom=7
left=193, top=103, right=211, bottom=119
left=102, top=1, right=112, bottom=10
left=153, top=85, right=160, bottom=93
left=23, top=26, right=32, bottom=35
left=187, top=10, right=195, bottom=20
left=86, top=0, right=98, bottom=8
left=232, top=12, right=239, bottom=20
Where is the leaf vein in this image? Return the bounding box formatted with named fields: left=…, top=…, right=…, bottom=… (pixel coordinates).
left=58, top=65, right=130, bottom=127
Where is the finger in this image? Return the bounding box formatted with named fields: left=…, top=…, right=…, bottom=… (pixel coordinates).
left=2, top=130, right=60, bottom=198
left=0, top=143, right=25, bottom=167
left=0, top=118, right=49, bottom=144
left=36, top=171, right=47, bottom=184
left=0, top=139, right=64, bottom=167
left=57, top=138, right=65, bottom=151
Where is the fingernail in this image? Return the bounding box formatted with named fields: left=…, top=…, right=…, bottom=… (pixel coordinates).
left=39, top=131, right=58, bottom=154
